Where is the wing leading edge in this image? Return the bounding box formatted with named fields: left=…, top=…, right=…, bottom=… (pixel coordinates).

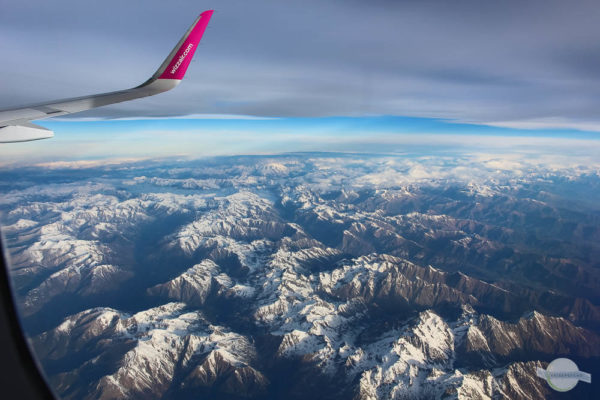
left=0, top=10, right=214, bottom=143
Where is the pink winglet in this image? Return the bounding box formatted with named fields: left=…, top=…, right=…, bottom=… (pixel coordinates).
left=158, top=10, right=213, bottom=80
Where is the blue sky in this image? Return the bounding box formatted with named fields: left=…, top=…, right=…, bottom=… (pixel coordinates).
left=1, top=116, right=599, bottom=165
left=38, top=116, right=600, bottom=138
left=2, top=1, right=600, bottom=163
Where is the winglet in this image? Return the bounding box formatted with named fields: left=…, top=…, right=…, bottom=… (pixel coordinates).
left=154, top=10, right=213, bottom=82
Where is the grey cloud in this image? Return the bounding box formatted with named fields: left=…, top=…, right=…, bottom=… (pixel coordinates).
left=1, top=0, right=600, bottom=130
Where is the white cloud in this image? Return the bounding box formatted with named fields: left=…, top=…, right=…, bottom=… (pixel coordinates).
left=51, top=114, right=280, bottom=122
left=480, top=117, right=600, bottom=133
left=34, top=158, right=149, bottom=169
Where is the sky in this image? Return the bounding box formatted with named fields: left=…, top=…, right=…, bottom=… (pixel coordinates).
left=1, top=0, right=600, bottom=162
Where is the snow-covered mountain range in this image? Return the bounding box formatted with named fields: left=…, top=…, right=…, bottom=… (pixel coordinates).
left=1, top=153, right=599, bottom=399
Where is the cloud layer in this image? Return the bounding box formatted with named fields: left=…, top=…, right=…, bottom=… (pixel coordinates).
left=1, top=1, right=600, bottom=131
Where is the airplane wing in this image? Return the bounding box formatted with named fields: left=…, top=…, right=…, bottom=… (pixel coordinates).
left=0, top=10, right=214, bottom=143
